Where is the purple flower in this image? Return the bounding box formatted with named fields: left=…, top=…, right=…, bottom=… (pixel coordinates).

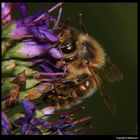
left=3, top=6, right=58, bottom=43
left=14, top=100, right=36, bottom=126
left=21, top=100, right=36, bottom=117
left=2, top=3, right=12, bottom=24
left=30, top=25, right=58, bottom=43
left=10, top=21, right=32, bottom=39
left=41, top=106, right=55, bottom=115
left=2, top=112, right=13, bottom=135
left=21, top=123, right=42, bottom=135
left=16, top=41, right=52, bottom=58
left=2, top=2, right=94, bottom=135
left=5, top=40, right=63, bottom=60
left=14, top=100, right=50, bottom=135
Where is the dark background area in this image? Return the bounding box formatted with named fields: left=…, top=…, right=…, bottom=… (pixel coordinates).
left=11, top=3, right=137, bottom=135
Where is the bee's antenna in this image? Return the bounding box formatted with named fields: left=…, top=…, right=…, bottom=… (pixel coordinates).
left=58, top=18, right=70, bottom=34
left=78, top=13, right=87, bottom=34
left=62, top=18, right=70, bottom=29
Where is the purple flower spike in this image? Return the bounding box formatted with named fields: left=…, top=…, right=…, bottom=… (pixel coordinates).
left=21, top=100, right=36, bottom=117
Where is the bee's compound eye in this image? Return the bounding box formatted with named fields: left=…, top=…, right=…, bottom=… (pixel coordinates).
left=62, top=80, right=75, bottom=86
left=61, top=43, right=76, bottom=54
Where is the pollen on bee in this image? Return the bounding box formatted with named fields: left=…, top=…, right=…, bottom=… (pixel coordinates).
left=80, top=85, right=87, bottom=91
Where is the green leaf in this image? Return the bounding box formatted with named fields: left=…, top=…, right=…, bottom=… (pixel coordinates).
left=13, top=65, right=37, bottom=78
left=25, top=78, right=40, bottom=90
left=2, top=77, right=19, bottom=93
left=15, top=59, right=33, bottom=67
left=2, top=22, right=16, bottom=38
left=2, top=60, right=16, bottom=75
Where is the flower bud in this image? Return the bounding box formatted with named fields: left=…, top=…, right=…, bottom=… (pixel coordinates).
left=2, top=60, right=16, bottom=75
left=13, top=65, right=37, bottom=78
left=48, top=48, right=62, bottom=59
left=2, top=77, right=19, bottom=93
left=5, top=41, right=52, bottom=59
left=2, top=21, right=32, bottom=40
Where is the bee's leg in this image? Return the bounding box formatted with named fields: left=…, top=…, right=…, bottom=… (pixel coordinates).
left=56, top=45, right=67, bottom=76
left=74, top=121, right=92, bottom=134
left=77, top=13, right=87, bottom=34
left=38, top=78, right=60, bottom=82
left=38, top=72, right=66, bottom=82
left=62, top=80, right=76, bottom=86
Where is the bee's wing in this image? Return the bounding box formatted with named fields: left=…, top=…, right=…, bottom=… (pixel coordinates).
left=96, top=56, right=123, bottom=83
left=89, top=56, right=123, bottom=114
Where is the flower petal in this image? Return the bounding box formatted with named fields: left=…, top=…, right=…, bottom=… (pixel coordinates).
left=5, top=41, right=51, bottom=59
left=48, top=48, right=62, bottom=59
left=21, top=100, right=36, bottom=117
left=38, top=27, right=58, bottom=43
left=2, top=112, right=11, bottom=130
left=2, top=3, right=12, bottom=23
left=14, top=116, right=30, bottom=126
left=41, top=106, right=55, bottom=116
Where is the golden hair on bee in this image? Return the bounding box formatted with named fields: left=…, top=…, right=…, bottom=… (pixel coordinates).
left=76, top=34, right=106, bottom=68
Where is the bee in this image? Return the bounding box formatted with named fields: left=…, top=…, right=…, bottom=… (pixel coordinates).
left=44, top=14, right=123, bottom=113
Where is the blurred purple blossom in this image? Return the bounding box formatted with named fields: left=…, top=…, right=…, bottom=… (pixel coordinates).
left=2, top=2, right=94, bottom=135
left=2, top=3, right=12, bottom=23
left=2, top=112, right=13, bottom=135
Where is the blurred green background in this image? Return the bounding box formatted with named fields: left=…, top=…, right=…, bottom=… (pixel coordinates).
left=11, top=3, right=137, bottom=135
